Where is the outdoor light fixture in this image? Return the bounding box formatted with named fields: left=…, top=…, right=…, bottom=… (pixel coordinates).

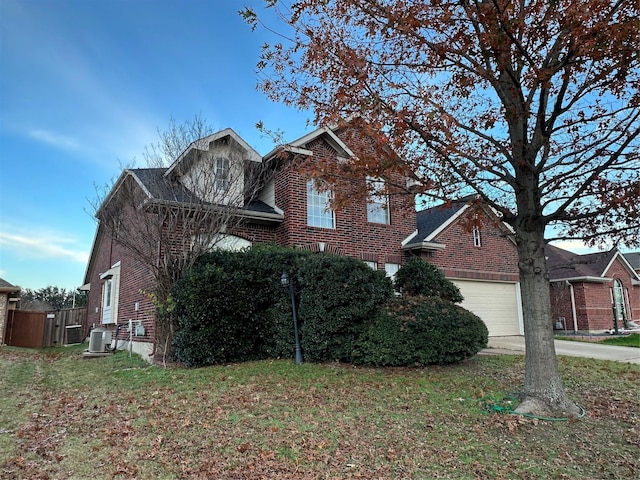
left=281, top=271, right=303, bottom=365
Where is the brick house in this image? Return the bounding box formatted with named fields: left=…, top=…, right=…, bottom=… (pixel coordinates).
left=403, top=198, right=523, bottom=336
left=83, top=125, right=523, bottom=360
left=547, top=244, right=640, bottom=332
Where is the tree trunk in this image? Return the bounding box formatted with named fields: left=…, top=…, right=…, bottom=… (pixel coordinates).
left=515, top=227, right=581, bottom=417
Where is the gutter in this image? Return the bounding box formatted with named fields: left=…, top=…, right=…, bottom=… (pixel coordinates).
left=569, top=282, right=578, bottom=332
left=402, top=241, right=446, bottom=252
left=143, top=198, right=284, bottom=224
left=550, top=276, right=612, bottom=284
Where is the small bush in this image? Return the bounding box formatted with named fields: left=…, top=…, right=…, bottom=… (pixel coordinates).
left=394, top=258, right=463, bottom=303
left=353, top=296, right=488, bottom=366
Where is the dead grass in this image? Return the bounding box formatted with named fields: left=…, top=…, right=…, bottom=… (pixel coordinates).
left=0, top=344, right=638, bottom=479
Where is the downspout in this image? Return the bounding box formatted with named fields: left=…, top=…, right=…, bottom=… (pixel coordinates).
left=623, top=288, right=631, bottom=328
left=609, top=287, right=619, bottom=334
left=568, top=281, right=578, bottom=333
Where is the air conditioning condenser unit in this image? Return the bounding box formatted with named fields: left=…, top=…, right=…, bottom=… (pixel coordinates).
left=88, top=328, right=113, bottom=353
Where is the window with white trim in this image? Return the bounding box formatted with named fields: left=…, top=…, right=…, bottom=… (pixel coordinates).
left=367, top=178, right=390, bottom=224
left=192, top=233, right=252, bottom=252
left=307, top=180, right=335, bottom=228
left=613, top=279, right=628, bottom=323
left=364, top=261, right=378, bottom=270
left=473, top=227, right=482, bottom=247
left=215, top=157, right=230, bottom=190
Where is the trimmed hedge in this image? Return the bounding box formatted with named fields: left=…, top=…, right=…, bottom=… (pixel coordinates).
left=394, top=257, right=464, bottom=303
left=297, top=253, right=394, bottom=362
left=172, top=246, right=393, bottom=367
left=173, top=247, right=485, bottom=368
left=172, top=245, right=311, bottom=366
left=352, top=296, right=489, bottom=366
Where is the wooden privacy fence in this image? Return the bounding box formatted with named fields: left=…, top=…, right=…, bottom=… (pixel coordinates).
left=4, top=308, right=88, bottom=348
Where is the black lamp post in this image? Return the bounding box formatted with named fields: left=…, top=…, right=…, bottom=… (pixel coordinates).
left=281, top=271, right=303, bottom=365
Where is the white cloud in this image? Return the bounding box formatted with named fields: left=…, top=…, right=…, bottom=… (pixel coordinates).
left=0, top=229, right=88, bottom=264
left=28, top=129, right=80, bottom=151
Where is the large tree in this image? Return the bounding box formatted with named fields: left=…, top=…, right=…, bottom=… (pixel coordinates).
left=243, top=0, right=640, bottom=416
left=20, top=286, right=87, bottom=310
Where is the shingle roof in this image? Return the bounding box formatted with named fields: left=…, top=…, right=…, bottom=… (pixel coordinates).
left=129, top=168, right=280, bottom=216
left=0, top=277, right=19, bottom=292
left=546, top=244, right=618, bottom=280
left=131, top=168, right=197, bottom=203
left=623, top=252, right=640, bottom=271
left=246, top=200, right=279, bottom=215
left=411, top=199, right=469, bottom=243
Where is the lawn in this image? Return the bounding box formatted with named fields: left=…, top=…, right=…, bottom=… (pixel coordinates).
left=1, top=345, right=638, bottom=479
left=601, top=333, right=640, bottom=348
left=556, top=332, right=640, bottom=348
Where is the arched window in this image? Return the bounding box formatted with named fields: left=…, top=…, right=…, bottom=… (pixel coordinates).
left=612, top=279, right=627, bottom=326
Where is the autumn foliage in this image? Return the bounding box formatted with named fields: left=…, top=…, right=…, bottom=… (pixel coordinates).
left=243, top=0, right=639, bottom=416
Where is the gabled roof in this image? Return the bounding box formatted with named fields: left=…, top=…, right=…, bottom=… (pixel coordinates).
left=165, top=128, right=262, bottom=179
left=415, top=199, right=470, bottom=243
left=264, top=125, right=354, bottom=161
left=623, top=252, right=640, bottom=271
left=403, top=197, right=476, bottom=251
left=97, top=167, right=283, bottom=222
left=546, top=244, right=640, bottom=283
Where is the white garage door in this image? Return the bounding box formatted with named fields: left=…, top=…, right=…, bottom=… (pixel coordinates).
left=452, top=280, right=522, bottom=336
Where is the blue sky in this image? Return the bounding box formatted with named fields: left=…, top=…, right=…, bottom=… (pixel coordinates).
left=0, top=0, right=314, bottom=291
left=1, top=0, right=615, bottom=292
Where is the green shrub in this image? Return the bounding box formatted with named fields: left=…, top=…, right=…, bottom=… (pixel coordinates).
left=172, top=261, right=263, bottom=366
left=297, top=254, right=394, bottom=362
left=394, top=258, right=463, bottom=303
left=173, top=246, right=310, bottom=367
left=352, top=296, right=488, bottom=366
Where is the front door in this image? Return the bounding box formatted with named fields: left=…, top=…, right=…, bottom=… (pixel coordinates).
left=102, top=278, right=113, bottom=324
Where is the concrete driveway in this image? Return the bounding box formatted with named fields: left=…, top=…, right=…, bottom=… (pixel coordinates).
left=484, top=336, right=640, bottom=364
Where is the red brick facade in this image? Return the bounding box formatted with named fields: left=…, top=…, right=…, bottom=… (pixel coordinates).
left=85, top=227, right=157, bottom=354
left=419, top=211, right=520, bottom=282
left=84, top=128, right=419, bottom=357
left=272, top=145, right=414, bottom=267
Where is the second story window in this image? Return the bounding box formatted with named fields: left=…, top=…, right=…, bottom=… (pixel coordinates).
left=215, top=157, right=230, bottom=190
left=367, top=178, right=390, bottom=224
left=307, top=180, right=335, bottom=229
left=473, top=226, right=482, bottom=247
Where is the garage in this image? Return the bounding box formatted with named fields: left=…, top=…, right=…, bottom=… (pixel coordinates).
left=452, top=280, right=523, bottom=336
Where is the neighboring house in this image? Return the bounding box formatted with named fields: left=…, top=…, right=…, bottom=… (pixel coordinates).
left=403, top=198, right=523, bottom=336
left=623, top=252, right=640, bottom=276
left=547, top=245, right=640, bottom=332
left=0, top=278, right=20, bottom=345
left=83, top=125, right=523, bottom=360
